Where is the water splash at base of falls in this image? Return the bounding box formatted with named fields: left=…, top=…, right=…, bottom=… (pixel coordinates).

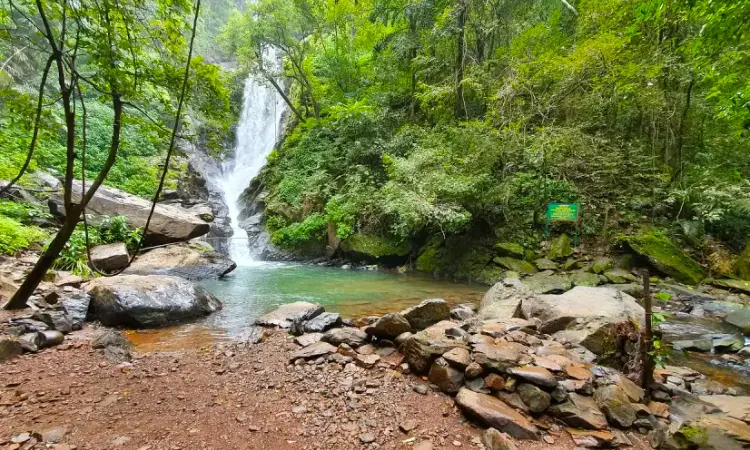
left=219, top=53, right=286, bottom=265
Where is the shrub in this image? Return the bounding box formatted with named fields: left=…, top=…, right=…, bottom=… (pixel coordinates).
left=0, top=216, right=47, bottom=255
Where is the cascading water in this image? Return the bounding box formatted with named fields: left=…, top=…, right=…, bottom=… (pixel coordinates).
left=220, top=51, right=286, bottom=265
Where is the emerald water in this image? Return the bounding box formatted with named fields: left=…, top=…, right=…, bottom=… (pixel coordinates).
left=127, top=263, right=486, bottom=350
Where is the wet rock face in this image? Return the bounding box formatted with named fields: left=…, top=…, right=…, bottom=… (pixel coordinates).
left=86, top=275, right=222, bottom=328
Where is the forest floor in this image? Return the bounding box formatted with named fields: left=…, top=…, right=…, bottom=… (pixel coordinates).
left=0, top=327, right=582, bottom=450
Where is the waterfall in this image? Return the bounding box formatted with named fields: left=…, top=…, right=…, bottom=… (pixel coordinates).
left=219, top=51, right=286, bottom=265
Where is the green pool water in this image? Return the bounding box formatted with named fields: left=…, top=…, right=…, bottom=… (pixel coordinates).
left=127, top=262, right=486, bottom=350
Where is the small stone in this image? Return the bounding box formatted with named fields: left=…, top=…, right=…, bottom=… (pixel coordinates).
left=465, top=362, right=484, bottom=379
left=359, top=433, right=376, bottom=443
left=443, top=347, right=472, bottom=369
left=482, top=427, right=518, bottom=450
left=413, top=384, right=429, bottom=395
left=399, top=420, right=418, bottom=433
left=484, top=373, right=506, bottom=391
left=508, top=366, right=557, bottom=388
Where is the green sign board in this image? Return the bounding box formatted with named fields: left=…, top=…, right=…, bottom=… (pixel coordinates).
left=547, top=203, right=580, bottom=222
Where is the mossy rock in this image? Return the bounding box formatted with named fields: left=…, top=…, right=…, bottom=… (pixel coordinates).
left=736, top=242, right=750, bottom=281
left=492, top=257, right=537, bottom=274
left=454, top=247, right=494, bottom=281
left=534, top=258, right=559, bottom=271
left=340, top=233, right=410, bottom=261
left=493, top=242, right=525, bottom=259
left=475, top=265, right=504, bottom=285
left=713, top=279, right=750, bottom=295
left=591, top=257, right=614, bottom=274
left=569, top=270, right=601, bottom=287
left=563, top=257, right=582, bottom=271
left=548, top=234, right=573, bottom=260
left=624, top=232, right=704, bottom=285
left=416, top=242, right=451, bottom=273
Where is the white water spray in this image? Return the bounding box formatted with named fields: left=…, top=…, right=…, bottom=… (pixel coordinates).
left=220, top=51, right=286, bottom=265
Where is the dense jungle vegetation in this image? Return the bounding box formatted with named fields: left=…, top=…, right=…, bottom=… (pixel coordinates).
left=220, top=0, right=750, bottom=279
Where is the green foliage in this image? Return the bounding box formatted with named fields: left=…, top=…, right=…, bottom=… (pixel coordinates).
left=52, top=216, right=142, bottom=276
left=271, top=213, right=328, bottom=248
left=340, top=233, right=410, bottom=258
left=0, top=200, right=50, bottom=224
left=0, top=215, right=47, bottom=255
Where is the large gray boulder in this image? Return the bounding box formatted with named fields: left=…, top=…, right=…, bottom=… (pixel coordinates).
left=85, top=275, right=222, bottom=327
left=90, top=243, right=130, bottom=272
left=477, top=279, right=533, bottom=321
left=49, top=180, right=210, bottom=245
left=124, top=243, right=236, bottom=280
left=520, top=286, right=644, bottom=355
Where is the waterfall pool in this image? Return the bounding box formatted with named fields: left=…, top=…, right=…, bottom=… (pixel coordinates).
left=125, top=263, right=486, bottom=350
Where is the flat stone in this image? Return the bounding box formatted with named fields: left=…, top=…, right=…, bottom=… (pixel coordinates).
left=355, top=353, right=380, bottom=368
left=255, top=302, right=324, bottom=329
left=477, top=279, right=534, bottom=321
left=647, top=401, right=669, bottom=418
left=473, top=342, right=531, bottom=372
left=454, top=388, right=539, bottom=440
left=564, top=364, right=593, bottom=382
left=288, top=341, right=336, bottom=361
left=532, top=356, right=563, bottom=372
left=400, top=320, right=468, bottom=373
left=566, top=428, right=616, bottom=448
left=508, top=366, right=557, bottom=388
left=294, top=333, right=323, bottom=347
left=90, top=243, right=130, bottom=272
left=610, top=373, right=644, bottom=403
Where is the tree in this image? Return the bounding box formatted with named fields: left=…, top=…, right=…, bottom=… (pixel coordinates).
left=1, top=0, right=201, bottom=309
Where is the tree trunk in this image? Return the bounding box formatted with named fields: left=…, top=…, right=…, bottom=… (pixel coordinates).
left=455, top=0, right=468, bottom=118
left=262, top=71, right=305, bottom=123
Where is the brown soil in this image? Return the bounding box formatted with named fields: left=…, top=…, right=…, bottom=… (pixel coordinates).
left=0, top=327, right=581, bottom=450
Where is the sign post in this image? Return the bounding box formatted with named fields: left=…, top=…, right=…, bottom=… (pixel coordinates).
left=546, top=203, right=582, bottom=246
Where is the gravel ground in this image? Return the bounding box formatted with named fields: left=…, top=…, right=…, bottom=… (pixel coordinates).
left=0, top=328, right=581, bottom=450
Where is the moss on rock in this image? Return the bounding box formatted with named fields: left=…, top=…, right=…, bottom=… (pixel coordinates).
left=548, top=234, right=573, bottom=260
left=736, top=242, right=750, bottom=281
left=340, top=233, right=410, bottom=260
left=624, top=232, right=705, bottom=285
left=493, top=242, right=525, bottom=259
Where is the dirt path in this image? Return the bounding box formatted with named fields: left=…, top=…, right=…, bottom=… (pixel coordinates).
left=0, top=329, right=578, bottom=450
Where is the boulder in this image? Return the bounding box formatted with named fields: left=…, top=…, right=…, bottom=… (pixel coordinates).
left=594, top=385, right=636, bottom=428
left=548, top=393, right=608, bottom=430
left=724, top=308, right=750, bottom=333
left=124, top=243, right=236, bottom=280
left=520, top=286, right=644, bottom=355
left=299, top=312, right=341, bottom=333
left=674, top=415, right=750, bottom=450
left=477, top=279, right=533, bottom=321
left=428, top=357, right=464, bottom=394
left=61, top=292, right=90, bottom=330
left=517, top=383, right=551, bottom=414
left=400, top=299, right=451, bottom=330
left=322, top=327, right=369, bottom=348
left=18, top=332, right=42, bottom=353
left=86, top=275, right=222, bottom=327
left=591, top=257, right=614, bottom=274
left=548, top=234, right=573, bottom=260
left=534, top=258, right=558, bottom=271
left=623, top=232, right=704, bottom=285
left=401, top=321, right=468, bottom=373
left=493, top=257, right=537, bottom=274
left=255, top=302, right=324, bottom=329
left=294, top=333, right=323, bottom=347
left=90, top=243, right=130, bottom=272
left=0, top=337, right=22, bottom=362
left=31, top=309, right=73, bottom=334
left=455, top=388, right=539, bottom=440
left=49, top=180, right=210, bottom=245
left=365, top=313, right=411, bottom=339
